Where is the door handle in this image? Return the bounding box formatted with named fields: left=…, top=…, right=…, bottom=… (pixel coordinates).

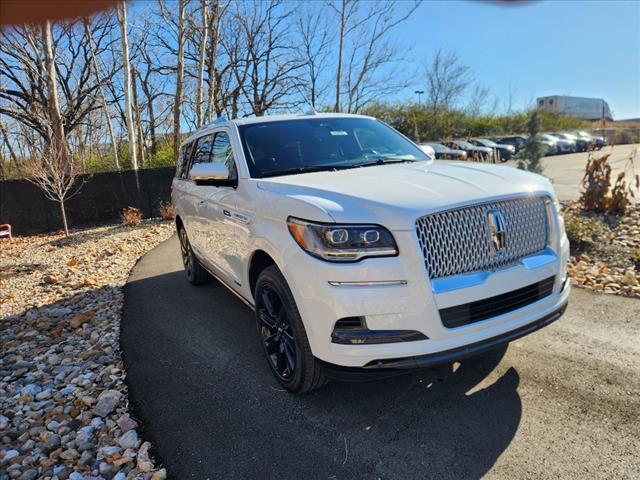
left=223, top=209, right=231, bottom=217
left=197, top=200, right=207, bottom=207
left=232, top=212, right=251, bottom=224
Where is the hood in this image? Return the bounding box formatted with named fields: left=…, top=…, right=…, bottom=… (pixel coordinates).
left=257, top=161, right=555, bottom=230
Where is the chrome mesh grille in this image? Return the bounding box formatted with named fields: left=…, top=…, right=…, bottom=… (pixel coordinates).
left=416, top=196, right=549, bottom=279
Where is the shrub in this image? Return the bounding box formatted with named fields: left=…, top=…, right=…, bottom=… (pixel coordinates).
left=159, top=201, right=175, bottom=221
left=580, top=149, right=636, bottom=215
left=609, top=172, right=629, bottom=215
left=580, top=152, right=612, bottom=213
left=121, top=206, right=142, bottom=226
left=515, top=110, right=545, bottom=174
left=564, top=214, right=604, bottom=245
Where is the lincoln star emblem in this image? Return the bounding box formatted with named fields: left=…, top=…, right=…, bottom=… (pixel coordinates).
left=486, top=210, right=507, bottom=256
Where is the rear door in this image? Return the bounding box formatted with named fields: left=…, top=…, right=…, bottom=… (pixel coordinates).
left=173, top=140, right=199, bottom=240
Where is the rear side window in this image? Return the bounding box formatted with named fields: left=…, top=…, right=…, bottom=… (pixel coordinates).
left=177, top=142, right=195, bottom=179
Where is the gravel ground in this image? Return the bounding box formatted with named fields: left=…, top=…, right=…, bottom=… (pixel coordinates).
left=564, top=205, right=640, bottom=298
left=1, top=220, right=174, bottom=480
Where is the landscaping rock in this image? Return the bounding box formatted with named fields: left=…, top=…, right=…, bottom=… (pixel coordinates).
left=94, top=390, right=122, bottom=417
left=0, top=220, right=172, bottom=477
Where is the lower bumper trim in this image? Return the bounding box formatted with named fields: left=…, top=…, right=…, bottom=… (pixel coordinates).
left=318, top=300, right=567, bottom=380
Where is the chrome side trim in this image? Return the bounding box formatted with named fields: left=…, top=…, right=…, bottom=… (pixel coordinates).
left=328, top=280, right=408, bottom=287
left=199, top=263, right=255, bottom=310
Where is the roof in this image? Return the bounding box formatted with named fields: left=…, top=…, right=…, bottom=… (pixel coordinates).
left=182, top=112, right=375, bottom=145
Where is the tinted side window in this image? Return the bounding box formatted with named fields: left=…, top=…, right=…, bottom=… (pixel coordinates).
left=211, top=132, right=237, bottom=180
left=177, top=142, right=194, bottom=179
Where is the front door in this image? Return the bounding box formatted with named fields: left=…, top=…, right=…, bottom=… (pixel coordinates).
left=197, top=130, right=242, bottom=285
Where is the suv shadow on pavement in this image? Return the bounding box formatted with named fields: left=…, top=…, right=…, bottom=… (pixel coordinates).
left=122, top=255, right=523, bottom=480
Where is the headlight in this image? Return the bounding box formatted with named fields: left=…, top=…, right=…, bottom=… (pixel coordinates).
left=287, top=217, right=398, bottom=262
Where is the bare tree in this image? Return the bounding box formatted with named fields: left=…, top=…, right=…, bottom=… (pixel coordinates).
left=132, top=13, right=172, bottom=157
left=41, top=20, right=69, bottom=165
left=425, top=49, right=473, bottom=112
left=131, top=67, right=145, bottom=166
left=466, top=85, right=491, bottom=118
left=344, top=1, right=418, bottom=113
left=329, top=0, right=418, bottom=113
left=85, top=20, right=120, bottom=170
left=295, top=7, right=331, bottom=109
left=204, top=0, right=226, bottom=122
left=193, top=0, right=209, bottom=128
left=116, top=0, right=138, bottom=169
left=330, top=0, right=349, bottom=112
left=173, top=0, right=187, bottom=160
left=26, top=149, right=86, bottom=236
left=225, top=0, right=304, bottom=116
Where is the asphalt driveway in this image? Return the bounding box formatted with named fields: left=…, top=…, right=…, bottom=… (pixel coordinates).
left=121, top=235, right=640, bottom=480
left=505, top=143, right=639, bottom=203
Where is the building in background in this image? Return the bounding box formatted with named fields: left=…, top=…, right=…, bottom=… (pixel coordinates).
left=536, top=95, right=613, bottom=121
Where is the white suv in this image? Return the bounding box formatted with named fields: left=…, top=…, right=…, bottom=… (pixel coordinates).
left=172, top=113, right=570, bottom=393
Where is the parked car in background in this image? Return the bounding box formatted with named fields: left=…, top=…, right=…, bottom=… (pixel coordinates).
left=552, top=132, right=587, bottom=152
left=443, top=140, right=493, bottom=162
left=495, top=135, right=527, bottom=153
left=418, top=144, right=436, bottom=160
left=541, top=134, right=572, bottom=154
left=421, top=142, right=467, bottom=160
left=470, top=138, right=515, bottom=161
left=574, top=130, right=606, bottom=149
left=172, top=112, right=569, bottom=393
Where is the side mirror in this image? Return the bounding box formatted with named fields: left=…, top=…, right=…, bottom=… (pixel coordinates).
left=189, top=163, right=235, bottom=187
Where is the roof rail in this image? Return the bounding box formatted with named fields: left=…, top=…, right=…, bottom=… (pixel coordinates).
left=201, top=116, right=228, bottom=129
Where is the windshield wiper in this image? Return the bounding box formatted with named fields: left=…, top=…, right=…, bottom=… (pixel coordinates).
left=259, top=164, right=356, bottom=178
left=352, top=157, right=416, bottom=168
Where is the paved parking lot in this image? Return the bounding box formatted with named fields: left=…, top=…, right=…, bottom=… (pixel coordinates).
left=505, top=143, right=639, bottom=203
left=122, top=237, right=640, bottom=480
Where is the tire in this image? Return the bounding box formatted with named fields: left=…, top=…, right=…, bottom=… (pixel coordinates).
left=254, top=265, right=327, bottom=393
left=178, top=226, right=209, bottom=285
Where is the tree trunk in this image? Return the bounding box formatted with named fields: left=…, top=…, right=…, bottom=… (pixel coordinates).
left=131, top=67, right=145, bottom=167
left=117, top=0, right=138, bottom=170
left=85, top=22, right=120, bottom=170
left=334, top=0, right=346, bottom=113
left=41, top=20, right=68, bottom=166
left=0, top=121, right=18, bottom=166
left=147, top=99, right=157, bottom=156
left=205, top=0, right=220, bottom=123
left=59, top=199, right=69, bottom=236
left=195, top=0, right=209, bottom=128
left=173, top=0, right=187, bottom=161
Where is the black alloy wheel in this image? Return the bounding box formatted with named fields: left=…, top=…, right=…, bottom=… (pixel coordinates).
left=254, top=266, right=327, bottom=393
left=256, top=284, right=297, bottom=380
left=178, top=227, right=208, bottom=285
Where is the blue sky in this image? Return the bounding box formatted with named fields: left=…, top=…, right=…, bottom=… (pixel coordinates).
left=395, top=0, right=640, bottom=119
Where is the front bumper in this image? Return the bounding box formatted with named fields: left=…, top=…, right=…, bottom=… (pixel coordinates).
left=319, top=299, right=568, bottom=380
left=281, top=221, right=571, bottom=368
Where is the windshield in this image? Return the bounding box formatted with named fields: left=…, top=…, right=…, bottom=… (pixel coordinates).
left=476, top=139, right=498, bottom=147
left=427, top=143, right=446, bottom=152
left=453, top=140, right=475, bottom=149
left=238, top=117, right=429, bottom=178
